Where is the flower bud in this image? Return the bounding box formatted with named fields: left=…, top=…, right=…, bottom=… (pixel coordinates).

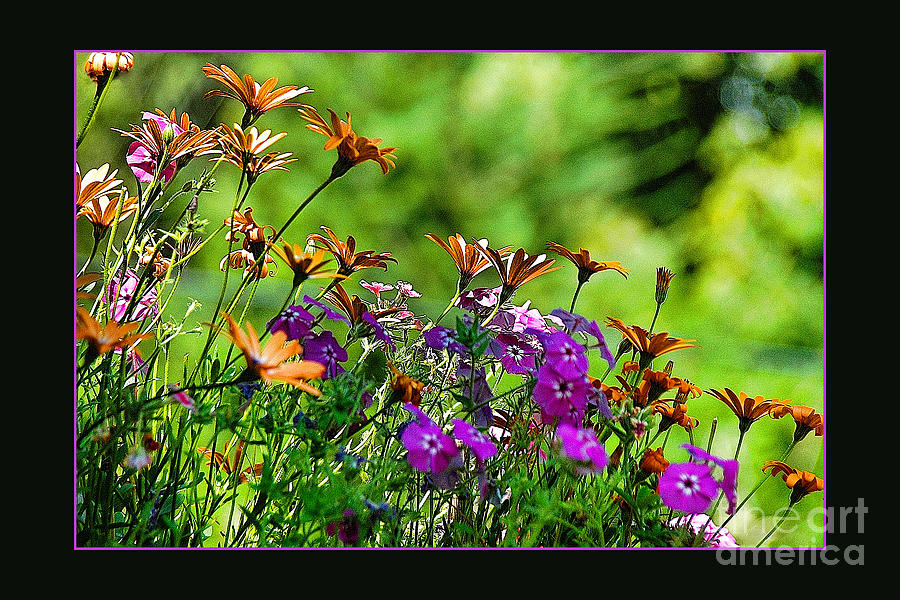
left=163, top=122, right=176, bottom=145
left=655, top=267, right=675, bottom=305
left=84, top=51, right=134, bottom=83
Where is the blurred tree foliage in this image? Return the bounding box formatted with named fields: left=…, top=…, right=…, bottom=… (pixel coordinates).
left=75, top=51, right=824, bottom=545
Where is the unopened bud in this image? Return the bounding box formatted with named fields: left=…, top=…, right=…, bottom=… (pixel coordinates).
left=655, top=267, right=675, bottom=305
left=84, top=51, right=134, bottom=83
left=163, top=122, right=176, bottom=145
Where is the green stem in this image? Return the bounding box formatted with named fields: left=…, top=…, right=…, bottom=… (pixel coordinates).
left=757, top=502, right=795, bottom=546
left=77, top=56, right=122, bottom=148
left=570, top=280, right=585, bottom=313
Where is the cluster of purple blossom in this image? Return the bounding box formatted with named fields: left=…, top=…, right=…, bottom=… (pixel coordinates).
left=267, top=302, right=349, bottom=379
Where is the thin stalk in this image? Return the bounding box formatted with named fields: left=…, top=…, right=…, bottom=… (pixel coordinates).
left=756, top=503, right=795, bottom=546
left=77, top=55, right=122, bottom=148
left=570, top=280, right=586, bottom=313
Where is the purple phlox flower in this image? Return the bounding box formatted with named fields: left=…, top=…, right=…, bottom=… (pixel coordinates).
left=401, top=417, right=459, bottom=474
left=657, top=462, right=720, bottom=514
left=452, top=419, right=498, bottom=461
left=533, top=362, right=591, bottom=423
left=266, top=305, right=315, bottom=342
left=489, top=332, right=539, bottom=375
left=456, top=287, right=500, bottom=313
left=551, top=308, right=616, bottom=370
left=456, top=362, right=494, bottom=427
left=360, top=279, right=393, bottom=297
left=540, top=330, right=589, bottom=380
left=302, top=330, right=348, bottom=379
left=325, top=509, right=360, bottom=545
left=668, top=514, right=739, bottom=548
left=166, top=386, right=197, bottom=414
left=555, top=423, right=609, bottom=475
left=424, top=325, right=465, bottom=354
left=682, top=443, right=740, bottom=514
left=396, top=280, right=422, bottom=298
left=303, top=294, right=350, bottom=325
left=361, top=311, right=396, bottom=350
left=105, top=268, right=159, bottom=322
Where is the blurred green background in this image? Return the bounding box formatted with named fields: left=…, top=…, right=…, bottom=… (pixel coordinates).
left=75, top=51, right=824, bottom=546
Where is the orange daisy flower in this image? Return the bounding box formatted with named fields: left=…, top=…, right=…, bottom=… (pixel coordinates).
left=215, top=123, right=296, bottom=184
left=77, top=273, right=102, bottom=301
left=769, top=404, right=823, bottom=443
left=203, top=63, right=312, bottom=127
left=762, top=460, right=824, bottom=504
left=475, top=242, right=561, bottom=306
left=425, top=233, right=512, bottom=295
left=652, top=401, right=699, bottom=433
left=298, top=106, right=397, bottom=177
left=77, top=194, right=139, bottom=241
left=606, top=317, right=695, bottom=368
left=272, top=243, right=347, bottom=289
left=76, top=163, right=124, bottom=212
left=218, top=313, right=325, bottom=395
left=389, top=362, right=426, bottom=407
left=197, top=440, right=263, bottom=484
left=77, top=307, right=153, bottom=365
left=307, top=226, right=397, bottom=276
left=116, top=115, right=220, bottom=181
left=706, top=388, right=788, bottom=434
left=640, top=447, right=670, bottom=474
left=546, top=241, right=629, bottom=284
left=324, top=282, right=403, bottom=326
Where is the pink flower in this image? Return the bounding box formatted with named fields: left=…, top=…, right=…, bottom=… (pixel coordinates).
left=401, top=406, right=459, bottom=474
left=555, top=423, right=609, bottom=475
left=167, top=388, right=197, bottom=413
left=668, top=514, right=739, bottom=547
left=532, top=362, right=590, bottom=424
left=682, top=443, right=740, bottom=514
left=105, top=268, right=159, bottom=322
left=360, top=280, right=393, bottom=296
left=396, top=280, right=421, bottom=298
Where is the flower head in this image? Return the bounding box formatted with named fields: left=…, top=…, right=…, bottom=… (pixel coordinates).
left=540, top=330, right=589, bottom=380
left=424, top=325, right=465, bottom=355
left=653, top=401, right=699, bottom=433
left=325, top=509, right=360, bottom=545
left=76, top=163, right=123, bottom=212
left=298, top=106, right=397, bottom=177
left=488, top=332, right=539, bottom=375
left=707, top=387, right=788, bottom=434
left=452, top=419, right=498, bottom=461
left=272, top=243, right=346, bottom=288
left=657, top=462, right=719, bottom=514
left=425, top=233, right=512, bottom=295
left=266, top=305, right=315, bottom=342
left=476, top=242, right=561, bottom=306
left=217, top=313, right=325, bottom=395
left=77, top=193, right=139, bottom=241
left=533, top=362, right=591, bottom=426
left=682, top=443, right=739, bottom=514
left=303, top=330, right=348, bottom=380
left=762, top=460, right=824, bottom=504
left=203, top=63, right=312, bottom=127
left=550, top=308, right=617, bottom=370
left=215, top=123, right=295, bottom=183
left=117, top=110, right=219, bottom=183
left=84, top=52, right=134, bottom=83
left=401, top=414, right=459, bottom=474
left=360, top=280, right=394, bottom=297
left=668, top=514, right=739, bottom=548
left=77, top=307, right=153, bottom=365
left=606, top=317, right=695, bottom=368
left=555, top=424, right=609, bottom=475
left=104, top=268, right=159, bottom=322
left=389, top=363, right=426, bottom=406
left=307, top=226, right=397, bottom=276
left=769, top=404, right=823, bottom=443
left=546, top=241, right=629, bottom=284
left=640, top=447, right=670, bottom=475
left=655, top=267, right=676, bottom=305
left=197, top=440, right=263, bottom=484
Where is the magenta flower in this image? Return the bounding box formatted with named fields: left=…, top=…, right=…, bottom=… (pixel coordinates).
left=303, top=330, right=348, bottom=379
left=105, top=268, right=159, bottom=322
left=533, top=362, right=590, bottom=424
left=489, top=332, right=538, bottom=375
left=682, top=443, right=740, bottom=514
left=540, top=330, right=589, bottom=380
left=456, top=286, right=500, bottom=313
left=456, top=362, right=494, bottom=427
left=167, top=388, right=197, bottom=413
left=452, top=419, right=498, bottom=461
left=401, top=417, right=459, bottom=474
left=668, top=514, right=739, bottom=547
left=657, top=462, right=720, bottom=514
left=266, top=305, right=315, bottom=341
left=503, top=300, right=548, bottom=333
left=555, top=423, right=609, bottom=475
left=126, top=141, right=177, bottom=184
